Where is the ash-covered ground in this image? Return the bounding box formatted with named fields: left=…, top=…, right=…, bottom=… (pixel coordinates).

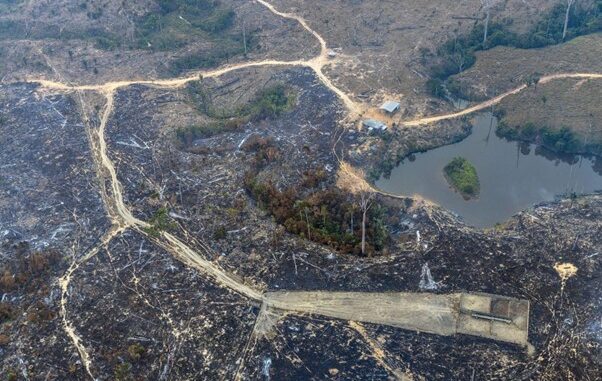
left=0, top=9, right=599, bottom=380
left=0, top=84, right=109, bottom=379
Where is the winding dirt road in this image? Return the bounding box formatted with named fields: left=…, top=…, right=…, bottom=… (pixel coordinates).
left=12, top=0, right=602, bottom=378
left=403, top=73, right=602, bottom=126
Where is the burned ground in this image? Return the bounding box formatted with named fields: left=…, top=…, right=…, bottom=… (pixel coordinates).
left=1, top=0, right=601, bottom=380
left=0, top=83, right=109, bottom=252
left=92, top=61, right=601, bottom=379
left=66, top=229, right=258, bottom=380
left=103, top=66, right=359, bottom=287
left=0, top=84, right=109, bottom=379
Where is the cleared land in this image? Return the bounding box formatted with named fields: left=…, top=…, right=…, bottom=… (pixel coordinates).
left=0, top=0, right=319, bottom=83
left=451, top=33, right=602, bottom=98
left=496, top=77, right=602, bottom=152
left=264, top=291, right=530, bottom=346
left=447, top=33, right=602, bottom=153
left=1, top=1, right=601, bottom=380
left=274, top=0, right=556, bottom=114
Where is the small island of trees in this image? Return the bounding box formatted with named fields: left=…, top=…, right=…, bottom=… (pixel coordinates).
left=443, top=157, right=480, bottom=200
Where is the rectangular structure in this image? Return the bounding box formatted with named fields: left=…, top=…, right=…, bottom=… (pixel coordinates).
left=380, top=101, right=401, bottom=114
left=264, top=291, right=530, bottom=347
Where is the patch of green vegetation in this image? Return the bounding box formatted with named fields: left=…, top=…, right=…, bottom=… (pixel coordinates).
left=243, top=141, right=389, bottom=256
left=496, top=120, right=602, bottom=156
left=426, top=78, right=445, bottom=98
left=5, top=369, right=17, bottom=381
left=127, top=343, right=145, bottom=362
left=176, top=84, right=296, bottom=146
left=114, top=362, right=133, bottom=381
left=245, top=174, right=389, bottom=255
left=213, top=225, right=227, bottom=240
left=143, top=207, right=177, bottom=237
left=169, top=36, right=251, bottom=75
left=443, top=157, right=480, bottom=199
left=0, top=15, right=122, bottom=48
left=0, top=0, right=255, bottom=72
left=134, top=0, right=256, bottom=66
left=429, top=1, right=602, bottom=96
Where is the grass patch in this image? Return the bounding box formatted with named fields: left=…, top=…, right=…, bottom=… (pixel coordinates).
left=443, top=157, right=480, bottom=199
left=135, top=0, right=236, bottom=51
left=134, top=0, right=258, bottom=71
left=176, top=84, right=296, bottom=147
left=168, top=35, right=252, bottom=75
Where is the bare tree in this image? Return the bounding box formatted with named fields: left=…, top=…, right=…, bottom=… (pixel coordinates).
left=563, top=0, right=576, bottom=40
left=451, top=38, right=467, bottom=73
left=481, top=0, right=502, bottom=45
left=337, top=162, right=375, bottom=255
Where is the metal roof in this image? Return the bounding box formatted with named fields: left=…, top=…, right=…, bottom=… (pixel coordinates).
left=380, top=101, right=400, bottom=113
left=362, top=119, right=387, bottom=130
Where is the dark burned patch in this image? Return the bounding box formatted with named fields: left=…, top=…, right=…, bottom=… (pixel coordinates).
left=0, top=83, right=109, bottom=252
left=0, top=84, right=110, bottom=379
left=0, top=240, right=85, bottom=380
left=96, top=64, right=598, bottom=379
left=242, top=314, right=389, bottom=380
left=67, top=229, right=258, bottom=380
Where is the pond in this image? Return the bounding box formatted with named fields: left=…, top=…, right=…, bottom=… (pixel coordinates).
left=376, top=113, right=602, bottom=227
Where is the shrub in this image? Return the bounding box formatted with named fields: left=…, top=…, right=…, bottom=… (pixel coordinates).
left=26, top=302, right=54, bottom=323
left=177, top=84, right=295, bottom=149
left=497, top=121, right=587, bottom=154
left=127, top=343, right=145, bottom=361
left=426, top=78, right=445, bottom=98
left=0, top=302, right=15, bottom=323
left=213, top=226, right=227, bottom=240
left=0, top=270, right=15, bottom=291
left=143, top=207, right=176, bottom=237
left=114, top=362, right=133, bottom=381
left=243, top=174, right=389, bottom=255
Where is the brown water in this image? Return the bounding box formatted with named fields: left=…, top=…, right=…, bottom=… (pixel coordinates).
left=376, top=113, right=602, bottom=227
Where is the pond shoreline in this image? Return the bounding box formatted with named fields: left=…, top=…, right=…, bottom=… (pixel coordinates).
left=375, top=112, right=602, bottom=227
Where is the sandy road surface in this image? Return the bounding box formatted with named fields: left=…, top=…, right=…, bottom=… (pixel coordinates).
left=265, top=291, right=458, bottom=336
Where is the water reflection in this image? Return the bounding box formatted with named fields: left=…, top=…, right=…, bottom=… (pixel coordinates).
left=376, top=113, right=602, bottom=227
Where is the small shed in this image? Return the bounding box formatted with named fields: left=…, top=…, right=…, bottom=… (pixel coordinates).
left=380, top=101, right=400, bottom=115
left=362, top=119, right=387, bottom=132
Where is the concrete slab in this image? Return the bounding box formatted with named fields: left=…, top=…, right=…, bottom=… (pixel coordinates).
left=263, top=291, right=530, bottom=347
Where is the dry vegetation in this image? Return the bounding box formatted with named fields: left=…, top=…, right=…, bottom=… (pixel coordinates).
left=451, top=33, right=602, bottom=99
left=495, top=77, right=602, bottom=154
left=275, top=0, right=558, bottom=113
left=0, top=0, right=319, bottom=83
left=447, top=32, right=602, bottom=154
left=1, top=0, right=602, bottom=379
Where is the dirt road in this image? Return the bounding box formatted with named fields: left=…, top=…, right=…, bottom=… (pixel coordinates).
left=13, top=1, right=597, bottom=378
